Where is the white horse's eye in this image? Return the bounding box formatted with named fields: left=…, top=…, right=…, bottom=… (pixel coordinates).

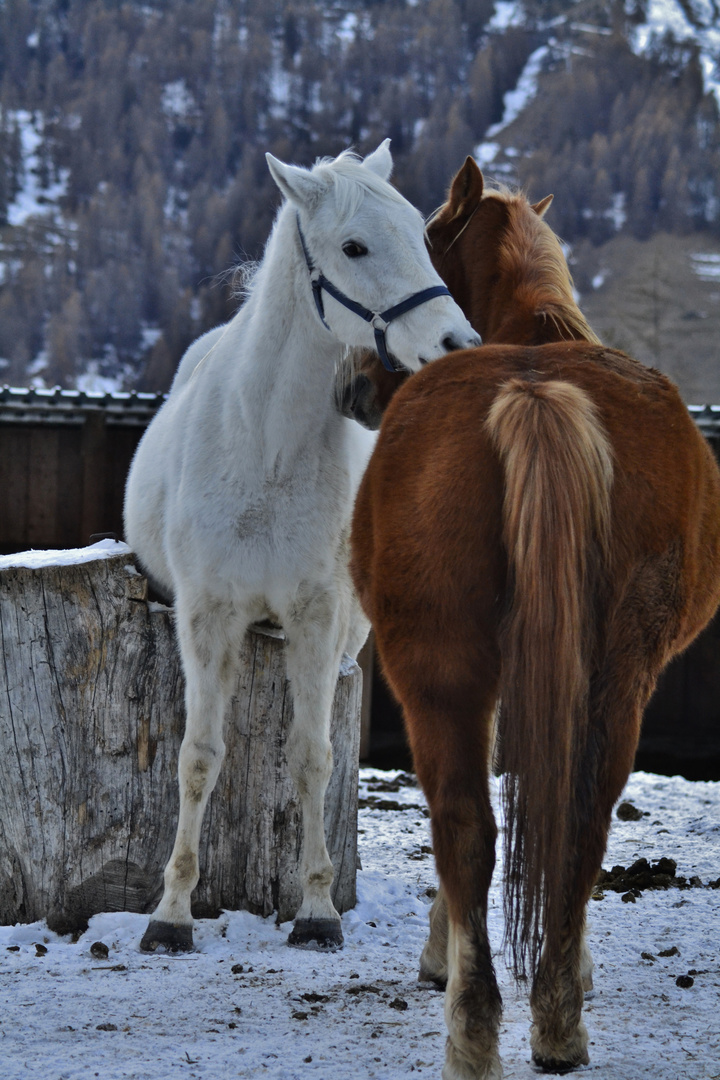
left=342, top=241, right=368, bottom=258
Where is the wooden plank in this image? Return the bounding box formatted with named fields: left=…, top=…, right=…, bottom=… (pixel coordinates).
left=640, top=609, right=720, bottom=762
left=358, top=633, right=374, bottom=760
left=106, top=427, right=143, bottom=540
left=80, top=411, right=108, bottom=544
left=26, top=427, right=59, bottom=548
left=54, top=426, right=84, bottom=548
left=0, top=428, right=31, bottom=552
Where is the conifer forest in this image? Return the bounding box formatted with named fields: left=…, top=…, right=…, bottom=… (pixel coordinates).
left=1, top=0, right=719, bottom=395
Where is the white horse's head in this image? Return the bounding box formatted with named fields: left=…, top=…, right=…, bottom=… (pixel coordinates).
left=266, top=142, right=480, bottom=372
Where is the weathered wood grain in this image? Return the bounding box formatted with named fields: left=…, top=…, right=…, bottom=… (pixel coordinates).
left=0, top=551, right=361, bottom=933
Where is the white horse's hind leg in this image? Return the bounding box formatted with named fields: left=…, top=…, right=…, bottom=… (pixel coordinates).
left=284, top=588, right=348, bottom=949
left=419, top=885, right=449, bottom=986
left=580, top=931, right=594, bottom=993
left=140, top=595, right=244, bottom=952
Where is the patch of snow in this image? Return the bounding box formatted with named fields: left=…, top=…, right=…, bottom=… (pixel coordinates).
left=339, top=653, right=359, bottom=678
left=140, top=325, right=163, bottom=350
left=26, top=31, right=39, bottom=48
left=269, top=58, right=292, bottom=119
left=212, top=9, right=232, bottom=49
left=337, top=12, right=358, bottom=45
left=161, top=79, right=196, bottom=121
left=592, top=270, right=608, bottom=289
left=489, top=1, right=525, bottom=31
left=488, top=46, right=549, bottom=137
left=0, top=539, right=131, bottom=570
left=609, top=191, right=627, bottom=231
left=475, top=44, right=549, bottom=170
left=570, top=22, right=613, bottom=36
left=27, top=350, right=48, bottom=376
left=583, top=192, right=627, bottom=231
left=629, top=0, right=720, bottom=107
left=0, top=769, right=719, bottom=1077
left=4, top=110, right=69, bottom=227
left=75, top=362, right=124, bottom=395
left=691, top=252, right=720, bottom=280
left=474, top=140, right=501, bottom=168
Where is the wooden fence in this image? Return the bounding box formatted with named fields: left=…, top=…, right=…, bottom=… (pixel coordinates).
left=0, top=387, right=163, bottom=553
left=1, top=387, right=719, bottom=776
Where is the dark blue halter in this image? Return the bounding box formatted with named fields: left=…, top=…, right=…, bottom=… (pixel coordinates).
left=296, top=215, right=452, bottom=373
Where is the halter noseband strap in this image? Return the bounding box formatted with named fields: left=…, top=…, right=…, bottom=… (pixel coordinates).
left=296, top=215, right=452, bottom=373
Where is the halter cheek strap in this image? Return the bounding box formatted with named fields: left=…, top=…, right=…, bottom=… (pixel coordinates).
left=297, top=215, right=452, bottom=373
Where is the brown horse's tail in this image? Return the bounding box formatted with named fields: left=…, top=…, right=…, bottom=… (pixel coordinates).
left=486, top=378, right=613, bottom=978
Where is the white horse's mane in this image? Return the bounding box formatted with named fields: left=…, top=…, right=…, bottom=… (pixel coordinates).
left=311, top=149, right=410, bottom=222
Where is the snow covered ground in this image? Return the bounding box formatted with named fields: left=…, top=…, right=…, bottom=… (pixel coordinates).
left=1, top=769, right=719, bottom=1079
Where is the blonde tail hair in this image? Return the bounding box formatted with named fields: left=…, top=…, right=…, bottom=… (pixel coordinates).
left=486, top=378, right=613, bottom=977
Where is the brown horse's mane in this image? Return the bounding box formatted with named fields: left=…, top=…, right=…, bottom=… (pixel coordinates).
left=486, top=183, right=601, bottom=346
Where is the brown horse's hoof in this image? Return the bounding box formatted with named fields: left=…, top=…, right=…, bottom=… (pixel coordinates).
left=287, top=918, right=343, bottom=950
left=531, top=1052, right=589, bottom=1075
left=140, top=919, right=194, bottom=953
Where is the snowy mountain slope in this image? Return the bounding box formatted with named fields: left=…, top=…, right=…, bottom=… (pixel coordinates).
left=0, top=0, right=718, bottom=393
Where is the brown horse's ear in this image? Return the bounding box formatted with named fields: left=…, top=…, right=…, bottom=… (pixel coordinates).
left=447, top=157, right=484, bottom=221
left=532, top=194, right=554, bottom=218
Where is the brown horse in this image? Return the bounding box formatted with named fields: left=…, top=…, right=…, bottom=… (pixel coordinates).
left=350, top=158, right=720, bottom=1078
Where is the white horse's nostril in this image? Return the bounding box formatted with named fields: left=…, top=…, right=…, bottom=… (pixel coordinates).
left=442, top=331, right=481, bottom=353
left=442, top=334, right=463, bottom=353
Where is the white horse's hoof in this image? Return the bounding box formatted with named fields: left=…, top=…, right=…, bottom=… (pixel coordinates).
left=418, top=963, right=447, bottom=988
left=140, top=919, right=194, bottom=953
left=287, top=918, right=343, bottom=950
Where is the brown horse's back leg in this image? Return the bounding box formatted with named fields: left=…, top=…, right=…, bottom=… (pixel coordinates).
left=529, top=646, right=655, bottom=1072
left=402, top=672, right=502, bottom=1080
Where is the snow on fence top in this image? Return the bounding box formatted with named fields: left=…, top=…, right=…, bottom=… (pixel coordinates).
left=0, top=385, right=165, bottom=426
left=5, top=389, right=719, bottom=434
left=688, top=404, right=720, bottom=435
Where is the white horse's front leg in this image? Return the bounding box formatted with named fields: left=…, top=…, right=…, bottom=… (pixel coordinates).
left=140, top=596, right=242, bottom=952
left=284, top=588, right=348, bottom=949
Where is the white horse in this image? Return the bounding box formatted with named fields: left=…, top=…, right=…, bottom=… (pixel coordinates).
left=124, top=141, right=479, bottom=952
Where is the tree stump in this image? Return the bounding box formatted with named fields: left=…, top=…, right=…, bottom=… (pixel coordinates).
left=0, top=543, right=361, bottom=934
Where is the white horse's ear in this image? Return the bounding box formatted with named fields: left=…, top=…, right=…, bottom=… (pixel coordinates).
left=362, top=139, right=393, bottom=180
left=266, top=153, right=327, bottom=209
